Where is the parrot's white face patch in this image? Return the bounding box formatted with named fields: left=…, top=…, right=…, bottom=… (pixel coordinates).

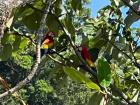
left=48, top=32, right=55, bottom=37
left=78, top=46, right=82, bottom=51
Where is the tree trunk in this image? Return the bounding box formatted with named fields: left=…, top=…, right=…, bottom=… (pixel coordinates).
left=0, top=0, right=32, bottom=40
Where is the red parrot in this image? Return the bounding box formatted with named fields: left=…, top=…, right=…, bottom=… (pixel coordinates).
left=40, top=31, right=55, bottom=57
left=78, top=46, right=99, bottom=72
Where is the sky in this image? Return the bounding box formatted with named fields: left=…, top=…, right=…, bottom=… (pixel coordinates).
left=87, top=0, right=140, bottom=28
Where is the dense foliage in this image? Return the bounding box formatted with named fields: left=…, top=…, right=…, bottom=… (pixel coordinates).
left=0, top=0, right=140, bottom=105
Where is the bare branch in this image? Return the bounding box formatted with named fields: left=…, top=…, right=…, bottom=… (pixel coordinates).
left=48, top=55, right=66, bottom=66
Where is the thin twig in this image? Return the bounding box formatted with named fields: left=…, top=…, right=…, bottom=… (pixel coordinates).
left=48, top=54, right=66, bottom=66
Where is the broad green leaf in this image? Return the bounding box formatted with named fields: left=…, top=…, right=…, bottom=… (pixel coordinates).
left=33, top=0, right=44, bottom=10
left=63, top=67, right=100, bottom=90
left=97, top=57, right=112, bottom=88
left=17, top=7, right=34, bottom=19
left=0, top=44, right=12, bottom=61
left=71, top=0, right=82, bottom=11
left=88, top=92, right=103, bottom=105
left=12, top=51, right=32, bottom=69
left=82, top=25, right=94, bottom=35
left=13, top=35, right=21, bottom=51
left=21, top=11, right=41, bottom=30
left=1, top=34, right=10, bottom=45
left=64, top=16, right=75, bottom=35
left=19, top=38, right=28, bottom=49
left=86, top=81, right=100, bottom=90
left=46, top=14, right=59, bottom=34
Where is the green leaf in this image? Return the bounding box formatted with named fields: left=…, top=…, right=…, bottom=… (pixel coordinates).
left=82, top=25, right=94, bottom=35
left=35, top=80, right=54, bottom=94
left=63, top=67, right=100, bottom=90
left=13, top=35, right=21, bottom=51
left=97, top=57, right=112, bottom=88
left=46, top=14, right=59, bottom=34
left=0, top=44, right=12, bottom=61
left=64, top=16, right=75, bottom=35
left=71, top=0, right=82, bottom=11
left=17, top=7, right=34, bottom=19
left=1, top=33, right=10, bottom=45
left=19, top=38, right=28, bottom=49
left=33, top=0, right=44, bottom=10
left=21, top=11, right=41, bottom=30
left=88, top=92, right=103, bottom=105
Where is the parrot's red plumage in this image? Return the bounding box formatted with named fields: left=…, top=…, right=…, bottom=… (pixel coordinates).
left=41, top=31, right=55, bottom=49
left=80, top=46, right=95, bottom=68
left=37, top=31, right=55, bottom=58
left=78, top=46, right=99, bottom=71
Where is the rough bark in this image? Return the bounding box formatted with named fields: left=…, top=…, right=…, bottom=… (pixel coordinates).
left=0, top=0, right=33, bottom=40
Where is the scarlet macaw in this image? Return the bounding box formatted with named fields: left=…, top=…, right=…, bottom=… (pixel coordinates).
left=40, top=31, right=55, bottom=57
left=78, top=46, right=99, bottom=72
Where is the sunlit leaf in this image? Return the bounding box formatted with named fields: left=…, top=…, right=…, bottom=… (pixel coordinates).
left=17, top=7, right=34, bottom=19
left=97, top=57, right=112, bottom=88
left=46, top=14, right=59, bottom=34
left=33, top=0, right=44, bottom=10
left=19, top=38, right=28, bottom=49
left=1, top=33, right=10, bottom=45
left=21, top=11, right=41, bottom=30
left=13, top=35, right=21, bottom=51
left=63, top=67, right=100, bottom=90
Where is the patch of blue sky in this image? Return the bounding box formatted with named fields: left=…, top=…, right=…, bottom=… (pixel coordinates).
left=86, top=0, right=140, bottom=28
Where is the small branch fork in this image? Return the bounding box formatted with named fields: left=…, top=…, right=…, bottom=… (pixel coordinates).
left=0, top=0, right=53, bottom=98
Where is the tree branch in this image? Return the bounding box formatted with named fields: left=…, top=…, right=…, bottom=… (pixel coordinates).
left=122, top=0, right=140, bottom=16
left=48, top=54, right=66, bottom=66
left=110, top=84, right=139, bottom=105
left=0, top=0, right=33, bottom=40
left=104, top=35, right=140, bottom=70
left=0, top=76, right=26, bottom=105
left=0, top=0, right=53, bottom=98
